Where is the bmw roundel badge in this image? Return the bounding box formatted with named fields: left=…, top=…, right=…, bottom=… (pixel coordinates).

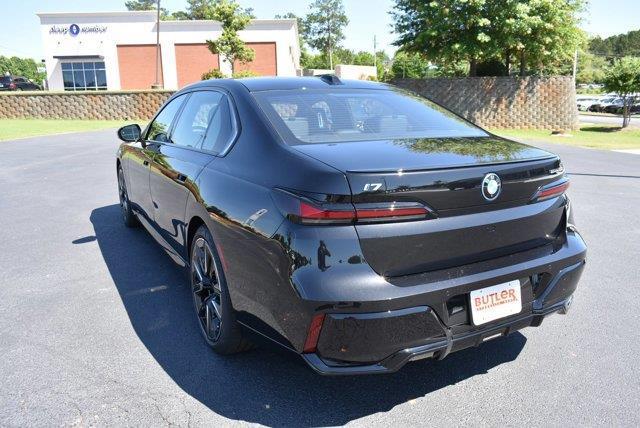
left=481, top=173, right=501, bottom=201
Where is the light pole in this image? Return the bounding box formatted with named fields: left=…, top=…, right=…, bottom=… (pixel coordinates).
left=373, top=35, right=377, bottom=70
left=152, top=0, right=163, bottom=89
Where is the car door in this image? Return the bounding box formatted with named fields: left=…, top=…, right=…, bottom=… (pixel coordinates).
left=126, top=94, right=187, bottom=223
left=149, top=90, right=229, bottom=258
left=13, top=77, right=25, bottom=90
left=26, top=79, right=39, bottom=90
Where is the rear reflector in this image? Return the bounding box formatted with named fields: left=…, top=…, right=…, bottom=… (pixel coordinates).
left=532, top=180, right=570, bottom=202
left=303, top=313, right=325, bottom=353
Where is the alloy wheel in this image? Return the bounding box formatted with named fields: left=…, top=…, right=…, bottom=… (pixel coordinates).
left=191, top=237, right=223, bottom=342
left=117, top=170, right=129, bottom=220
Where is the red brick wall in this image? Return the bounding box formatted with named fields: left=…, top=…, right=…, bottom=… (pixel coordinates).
left=117, top=45, right=163, bottom=90
left=175, top=43, right=220, bottom=88
left=234, top=42, right=277, bottom=76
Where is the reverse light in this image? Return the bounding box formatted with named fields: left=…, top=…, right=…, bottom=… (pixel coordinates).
left=532, top=179, right=570, bottom=202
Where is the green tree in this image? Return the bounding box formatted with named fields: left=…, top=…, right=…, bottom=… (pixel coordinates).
left=602, top=57, right=640, bottom=128
left=306, top=0, right=349, bottom=69
left=301, top=48, right=351, bottom=70
left=589, top=30, right=640, bottom=57
left=392, top=0, right=586, bottom=77
left=391, top=52, right=432, bottom=78
left=0, top=56, right=45, bottom=83
left=124, top=0, right=171, bottom=19
left=375, top=51, right=391, bottom=80
left=576, top=52, right=608, bottom=85
left=392, top=0, right=494, bottom=76
left=502, top=0, right=586, bottom=76
left=205, top=0, right=254, bottom=76
left=125, top=0, right=158, bottom=11
left=172, top=0, right=255, bottom=20
left=352, top=51, right=374, bottom=66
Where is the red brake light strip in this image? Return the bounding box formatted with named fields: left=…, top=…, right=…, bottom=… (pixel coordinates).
left=299, top=202, right=429, bottom=223
left=535, top=181, right=570, bottom=201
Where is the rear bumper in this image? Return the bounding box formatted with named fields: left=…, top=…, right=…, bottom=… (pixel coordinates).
left=303, top=295, right=575, bottom=375
left=300, top=230, right=586, bottom=375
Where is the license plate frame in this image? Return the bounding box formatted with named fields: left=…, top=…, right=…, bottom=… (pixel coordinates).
left=469, top=280, right=522, bottom=326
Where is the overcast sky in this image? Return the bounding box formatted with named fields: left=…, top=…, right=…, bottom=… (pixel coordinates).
left=0, top=0, right=638, bottom=60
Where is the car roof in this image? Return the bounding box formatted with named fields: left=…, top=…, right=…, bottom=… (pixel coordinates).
left=186, top=76, right=390, bottom=93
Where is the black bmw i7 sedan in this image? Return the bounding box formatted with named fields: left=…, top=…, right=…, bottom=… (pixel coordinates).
left=115, top=76, right=586, bottom=375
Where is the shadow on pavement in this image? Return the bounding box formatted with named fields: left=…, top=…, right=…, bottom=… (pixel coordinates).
left=89, top=204, right=527, bottom=426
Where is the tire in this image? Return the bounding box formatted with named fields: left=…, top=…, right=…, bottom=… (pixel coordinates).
left=117, top=167, right=138, bottom=227
left=190, top=225, right=252, bottom=354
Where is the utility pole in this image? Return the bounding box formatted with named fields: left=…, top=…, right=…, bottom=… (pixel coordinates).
left=373, top=35, right=377, bottom=70
left=328, top=15, right=333, bottom=70
left=152, top=0, right=163, bottom=89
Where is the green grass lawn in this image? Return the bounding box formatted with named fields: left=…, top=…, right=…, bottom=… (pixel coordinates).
left=492, top=125, right=640, bottom=150
left=0, top=119, right=137, bottom=141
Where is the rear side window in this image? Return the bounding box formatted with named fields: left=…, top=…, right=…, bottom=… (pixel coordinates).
left=200, top=95, right=235, bottom=154
left=147, top=94, right=186, bottom=142
left=171, top=91, right=223, bottom=149
left=253, top=89, right=487, bottom=144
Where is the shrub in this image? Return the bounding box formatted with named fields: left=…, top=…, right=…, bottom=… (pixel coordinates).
left=201, top=69, right=226, bottom=80
left=232, top=70, right=258, bottom=78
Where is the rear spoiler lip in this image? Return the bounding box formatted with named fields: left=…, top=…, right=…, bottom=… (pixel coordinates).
left=344, top=154, right=559, bottom=174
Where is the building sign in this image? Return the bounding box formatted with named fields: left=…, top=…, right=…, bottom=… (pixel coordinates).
left=49, top=24, right=107, bottom=36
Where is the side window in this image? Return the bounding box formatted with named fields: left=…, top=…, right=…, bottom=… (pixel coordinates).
left=147, top=94, right=186, bottom=143
left=201, top=94, right=235, bottom=154
left=171, top=91, right=223, bottom=148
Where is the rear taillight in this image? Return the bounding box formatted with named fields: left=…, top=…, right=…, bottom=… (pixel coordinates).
left=272, top=189, right=433, bottom=225
left=9, top=83, right=16, bottom=90
left=354, top=203, right=430, bottom=222
left=531, top=179, right=570, bottom=202
left=298, top=201, right=355, bottom=224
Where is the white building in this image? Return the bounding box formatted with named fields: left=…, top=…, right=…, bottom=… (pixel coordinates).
left=37, top=11, right=301, bottom=91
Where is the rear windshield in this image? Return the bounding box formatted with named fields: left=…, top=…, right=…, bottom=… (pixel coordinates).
left=253, top=88, right=488, bottom=144
left=0, top=76, right=11, bottom=84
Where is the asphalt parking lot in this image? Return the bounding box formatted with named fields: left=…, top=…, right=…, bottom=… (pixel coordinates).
left=1, top=129, right=639, bottom=426
left=579, top=113, right=639, bottom=126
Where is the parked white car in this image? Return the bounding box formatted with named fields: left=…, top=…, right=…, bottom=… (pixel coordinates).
left=576, top=97, right=600, bottom=111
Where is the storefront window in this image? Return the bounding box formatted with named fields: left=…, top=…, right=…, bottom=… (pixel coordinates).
left=61, top=61, right=107, bottom=91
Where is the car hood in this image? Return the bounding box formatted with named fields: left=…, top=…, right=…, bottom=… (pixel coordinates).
left=291, top=136, right=555, bottom=173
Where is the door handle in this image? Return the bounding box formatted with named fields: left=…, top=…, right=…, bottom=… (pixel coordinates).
left=143, top=160, right=149, bottom=166
left=175, top=174, right=187, bottom=183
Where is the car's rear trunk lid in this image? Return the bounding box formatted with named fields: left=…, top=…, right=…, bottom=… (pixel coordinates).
left=293, top=136, right=567, bottom=277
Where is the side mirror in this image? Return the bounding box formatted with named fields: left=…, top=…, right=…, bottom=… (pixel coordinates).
left=117, top=124, right=141, bottom=142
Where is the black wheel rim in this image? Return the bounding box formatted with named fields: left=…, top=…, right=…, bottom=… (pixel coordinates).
left=118, top=170, right=129, bottom=219
left=191, top=237, right=222, bottom=342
